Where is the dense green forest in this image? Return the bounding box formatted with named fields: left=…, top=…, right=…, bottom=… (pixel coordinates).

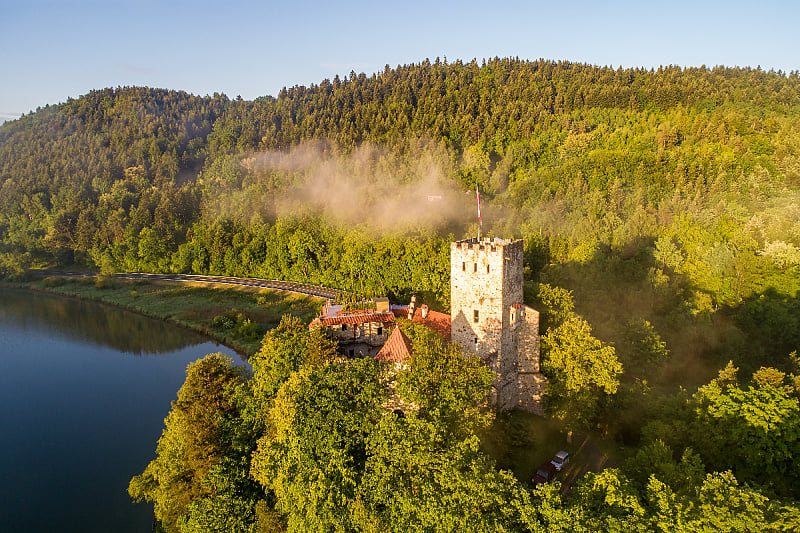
left=127, top=318, right=800, bottom=532
left=2, top=58, right=800, bottom=530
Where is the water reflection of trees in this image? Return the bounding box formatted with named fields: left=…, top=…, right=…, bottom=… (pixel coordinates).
left=0, top=288, right=204, bottom=355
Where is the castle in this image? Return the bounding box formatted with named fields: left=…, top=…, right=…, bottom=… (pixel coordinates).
left=311, top=237, right=545, bottom=413
left=450, top=237, right=545, bottom=413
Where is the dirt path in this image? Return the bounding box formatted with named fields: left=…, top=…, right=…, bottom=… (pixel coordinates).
left=558, top=432, right=622, bottom=492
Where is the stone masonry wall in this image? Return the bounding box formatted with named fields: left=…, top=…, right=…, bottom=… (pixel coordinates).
left=515, top=305, right=545, bottom=414
left=516, top=306, right=540, bottom=373
left=451, top=238, right=526, bottom=410
left=499, top=241, right=524, bottom=410
left=518, top=373, right=547, bottom=414
left=450, top=239, right=508, bottom=360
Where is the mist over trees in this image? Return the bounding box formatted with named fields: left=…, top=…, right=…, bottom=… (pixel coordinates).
left=3, top=60, right=799, bottom=307
left=2, top=57, right=800, bottom=530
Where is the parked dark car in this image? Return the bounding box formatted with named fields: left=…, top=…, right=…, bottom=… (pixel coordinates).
left=533, top=461, right=557, bottom=485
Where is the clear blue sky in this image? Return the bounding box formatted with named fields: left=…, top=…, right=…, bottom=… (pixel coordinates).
left=1, top=0, right=797, bottom=123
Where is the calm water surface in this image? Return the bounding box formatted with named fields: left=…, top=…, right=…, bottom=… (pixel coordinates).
left=0, top=288, right=243, bottom=532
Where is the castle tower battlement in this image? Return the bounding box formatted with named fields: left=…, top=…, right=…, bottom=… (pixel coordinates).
left=450, top=237, right=544, bottom=412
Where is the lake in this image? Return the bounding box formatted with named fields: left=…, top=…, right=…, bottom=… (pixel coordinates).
left=0, top=287, right=243, bottom=532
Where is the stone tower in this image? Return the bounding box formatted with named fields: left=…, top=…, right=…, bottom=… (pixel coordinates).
left=450, top=237, right=545, bottom=412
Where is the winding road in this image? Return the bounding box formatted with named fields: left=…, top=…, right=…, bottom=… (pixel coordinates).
left=37, top=271, right=347, bottom=300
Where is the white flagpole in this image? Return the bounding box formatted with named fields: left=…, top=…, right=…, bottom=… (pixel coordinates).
left=476, top=183, right=482, bottom=242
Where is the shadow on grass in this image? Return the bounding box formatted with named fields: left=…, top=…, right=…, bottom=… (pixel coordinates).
left=481, top=409, right=625, bottom=490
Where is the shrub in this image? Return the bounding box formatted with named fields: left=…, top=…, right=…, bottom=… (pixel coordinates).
left=94, top=275, right=116, bottom=289
left=7, top=269, right=36, bottom=282
left=212, top=315, right=235, bottom=330
left=236, top=318, right=260, bottom=341
left=41, top=276, right=66, bottom=288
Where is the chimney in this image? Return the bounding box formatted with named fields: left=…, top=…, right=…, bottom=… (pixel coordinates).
left=408, top=295, right=417, bottom=320
left=375, top=297, right=390, bottom=313
left=420, top=304, right=429, bottom=319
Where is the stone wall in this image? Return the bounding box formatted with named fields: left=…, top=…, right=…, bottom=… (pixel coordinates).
left=451, top=238, right=529, bottom=411
left=450, top=238, right=509, bottom=360
left=515, top=304, right=544, bottom=413
left=516, top=306, right=540, bottom=374
left=332, top=320, right=389, bottom=357
left=450, top=237, right=546, bottom=413
left=518, top=373, right=547, bottom=414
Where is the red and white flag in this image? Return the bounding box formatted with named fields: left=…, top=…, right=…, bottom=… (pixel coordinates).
left=476, top=183, right=482, bottom=226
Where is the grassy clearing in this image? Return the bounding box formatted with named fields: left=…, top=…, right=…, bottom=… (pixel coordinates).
left=482, top=410, right=625, bottom=490
left=11, top=274, right=325, bottom=357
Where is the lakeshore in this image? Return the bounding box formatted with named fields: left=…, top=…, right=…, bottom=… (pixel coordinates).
left=2, top=273, right=325, bottom=357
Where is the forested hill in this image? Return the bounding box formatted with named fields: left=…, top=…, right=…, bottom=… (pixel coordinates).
left=208, top=59, right=800, bottom=155
left=0, top=88, right=226, bottom=264
left=1, top=59, right=800, bottom=308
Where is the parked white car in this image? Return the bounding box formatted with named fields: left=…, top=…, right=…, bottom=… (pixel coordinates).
left=551, top=451, right=569, bottom=471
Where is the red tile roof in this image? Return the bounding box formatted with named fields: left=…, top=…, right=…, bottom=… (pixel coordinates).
left=375, top=326, right=414, bottom=362
left=511, top=303, right=524, bottom=309
left=314, top=311, right=396, bottom=326
left=392, top=307, right=410, bottom=319
left=312, top=300, right=451, bottom=341
left=410, top=307, right=451, bottom=340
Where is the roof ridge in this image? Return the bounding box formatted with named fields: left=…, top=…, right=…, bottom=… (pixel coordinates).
left=375, top=326, right=414, bottom=362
